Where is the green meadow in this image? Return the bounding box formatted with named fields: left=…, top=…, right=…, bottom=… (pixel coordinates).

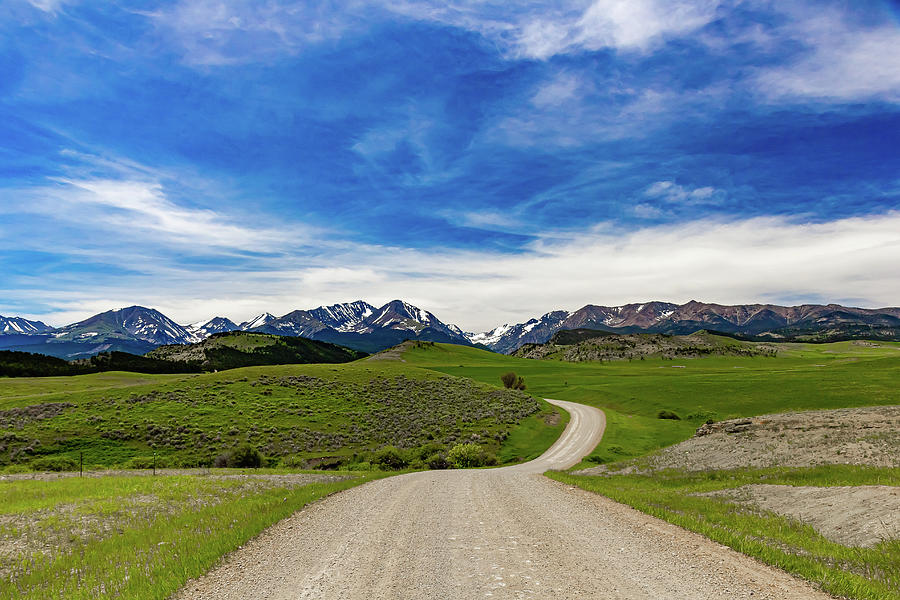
left=402, top=339, right=900, bottom=465
left=0, top=358, right=563, bottom=470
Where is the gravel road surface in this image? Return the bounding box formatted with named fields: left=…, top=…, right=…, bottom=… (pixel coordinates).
left=172, top=399, right=834, bottom=599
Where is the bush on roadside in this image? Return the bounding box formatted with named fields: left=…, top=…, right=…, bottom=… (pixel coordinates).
left=372, top=445, right=408, bottom=470
left=426, top=453, right=450, bottom=469
left=657, top=410, right=681, bottom=420
left=214, top=444, right=263, bottom=468
left=1, top=463, right=31, bottom=474
left=30, top=455, right=79, bottom=472
left=279, top=454, right=307, bottom=468
left=230, top=444, right=263, bottom=468
left=447, top=442, right=495, bottom=468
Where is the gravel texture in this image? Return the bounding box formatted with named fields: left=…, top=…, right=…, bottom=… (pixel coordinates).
left=171, top=400, right=833, bottom=600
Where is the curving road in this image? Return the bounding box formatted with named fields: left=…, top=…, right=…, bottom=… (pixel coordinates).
left=173, top=399, right=833, bottom=599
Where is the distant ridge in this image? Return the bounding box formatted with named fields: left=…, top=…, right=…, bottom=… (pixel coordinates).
left=474, top=301, right=900, bottom=353
left=1, top=299, right=898, bottom=358
left=0, top=300, right=472, bottom=358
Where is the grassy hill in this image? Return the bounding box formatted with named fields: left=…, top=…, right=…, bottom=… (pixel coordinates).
left=0, top=358, right=563, bottom=470
left=0, top=332, right=366, bottom=378
left=399, top=339, right=900, bottom=465
left=513, top=329, right=777, bottom=362
left=146, top=331, right=367, bottom=370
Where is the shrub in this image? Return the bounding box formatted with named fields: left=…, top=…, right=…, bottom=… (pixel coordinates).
left=214, top=444, right=263, bottom=468
left=447, top=442, right=493, bottom=468
left=500, top=372, right=527, bottom=390
left=1, top=463, right=31, bottom=474
left=657, top=410, right=681, bottom=420
left=230, top=444, right=263, bottom=468
left=31, top=455, right=79, bottom=472
left=279, top=454, right=306, bottom=468
left=426, top=453, right=450, bottom=469
left=686, top=408, right=718, bottom=422
left=500, top=372, right=517, bottom=389
left=373, top=446, right=408, bottom=470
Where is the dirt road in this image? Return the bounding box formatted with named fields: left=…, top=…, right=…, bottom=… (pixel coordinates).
left=173, top=399, right=833, bottom=599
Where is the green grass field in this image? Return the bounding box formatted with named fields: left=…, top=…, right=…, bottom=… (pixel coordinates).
left=0, top=357, right=563, bottom=470
left=402, top=339, right=900, bottom=465
left=0, top=470, right=384, bottom=599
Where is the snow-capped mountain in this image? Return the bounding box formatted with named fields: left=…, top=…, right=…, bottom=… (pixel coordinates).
left=363, top=300, right=462, bottom=337
left=0, top=315, right=52, bottom=335
left=471, top=301, right=900, bottom=353
left=309, top=301, right=376, bottom=332
left=239, top=313, right=277, bottom=330
left=248, top=300, right=471, bottom=353
left=4, top=299, right=899, bottom=359
left=186, top=316, right=240, bottom=339
left=53, top=306, right=201, bottom=346
left=467, top=311, right=571, bottom=353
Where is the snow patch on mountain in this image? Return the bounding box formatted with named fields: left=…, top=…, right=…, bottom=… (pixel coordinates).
left=0, top=315, right=52, bottom=335
left=240, top=313, right=277, bottom=330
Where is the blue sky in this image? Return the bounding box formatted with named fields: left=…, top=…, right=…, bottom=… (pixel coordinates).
left=1, top=0, right=899, bottom=331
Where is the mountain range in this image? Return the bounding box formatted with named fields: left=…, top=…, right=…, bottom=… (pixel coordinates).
left=474, top=301, right=900, bottom=353
left=1, top=299, right=899, bottom=359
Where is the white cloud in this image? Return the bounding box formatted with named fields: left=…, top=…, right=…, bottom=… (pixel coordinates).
left=143, top=0, right=369, bottom=66
left=26, top=0, right=74, bottom=13
left=390, top=0, right=723, bottom=59
left=644, top=181, right=725, bottom=204
left=9, top=211, right=900, bottom=332
left=565, top=0, right=721, bottom=56
left=753, top=6, right=900, bottom=103
left=632, top=203, right=665, bottom=219
left=531, top=72, right=581, bottom=107
left=142, top=0, right=724, bottom=66
left=48, top=178, right=300, bottom=252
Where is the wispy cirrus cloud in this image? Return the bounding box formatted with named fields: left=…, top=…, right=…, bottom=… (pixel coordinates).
left=141, top=0, right=372, bottom=66
left=47, top=178, right=297, bottom=252
left=644, top=181, right=725, bottom=205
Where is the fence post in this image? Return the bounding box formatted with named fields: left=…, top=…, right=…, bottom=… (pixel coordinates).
left=80, top=452, right=83, bottom=478
left=153, top=451, right=156, bottom=476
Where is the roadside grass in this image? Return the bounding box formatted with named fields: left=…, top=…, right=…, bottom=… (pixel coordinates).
left=402, top=341, right=900, bottom=465
left=549, top=465, right=900, bottom=600
left=0, top=361, right=547, bottom=469
left=498, top=403, right=569, bottom=464
left=0, top=470, right=388, bottom=600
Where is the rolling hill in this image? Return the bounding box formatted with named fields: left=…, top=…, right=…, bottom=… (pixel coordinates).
left=146, top=331, right=367, bottom=370
left=512, top=329, right=778, bottom=362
